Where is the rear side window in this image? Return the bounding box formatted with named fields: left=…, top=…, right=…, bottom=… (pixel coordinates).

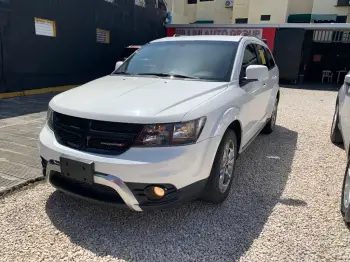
left=264, top=47, right=276, bottom=69
left=240, top=44, right=259, bottom=78
left=255, top=44, right=268, bottom=67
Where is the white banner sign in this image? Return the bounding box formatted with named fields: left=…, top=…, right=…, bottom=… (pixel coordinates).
left=35, top=18, right=56, bottom=37
left=175, top=28, right=263, bottom=38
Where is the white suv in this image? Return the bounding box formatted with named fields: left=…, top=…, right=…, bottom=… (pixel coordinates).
left=40, top=35, right=280, bottom=211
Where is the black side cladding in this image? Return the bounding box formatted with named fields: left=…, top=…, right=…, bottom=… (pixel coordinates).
left=0, top=0, right=167, bottom=93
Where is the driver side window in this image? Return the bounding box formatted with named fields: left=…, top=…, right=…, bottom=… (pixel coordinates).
left=240, top=44, right=259, bottom=78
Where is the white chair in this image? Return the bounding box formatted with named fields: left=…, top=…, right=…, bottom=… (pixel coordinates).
left=322, top=70, right=333, bottom=84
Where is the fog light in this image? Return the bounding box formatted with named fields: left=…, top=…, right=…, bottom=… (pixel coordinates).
left=144, top=186, right=166, bottom=200
left=153, top=187, right=165, bottom=197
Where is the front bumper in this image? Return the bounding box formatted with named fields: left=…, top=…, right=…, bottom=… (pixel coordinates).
left=45, top=160, right=207, bottom=211
left=40, top=125, right=221, bottom=211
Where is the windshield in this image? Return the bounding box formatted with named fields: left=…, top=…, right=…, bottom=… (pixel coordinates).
left=114, top=40, right=239, bottom=82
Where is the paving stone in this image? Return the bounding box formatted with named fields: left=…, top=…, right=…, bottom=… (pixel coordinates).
left=0, top=93, right=55, bottom=194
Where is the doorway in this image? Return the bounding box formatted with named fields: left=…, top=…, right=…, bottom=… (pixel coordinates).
left=302, top=30, right=350, bottom=85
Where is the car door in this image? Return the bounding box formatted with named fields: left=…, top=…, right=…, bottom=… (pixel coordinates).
left=340, top=73, right=350, bottom=154
left=238, top=43, right=265, bottom=145
left=265, top=46, right=279, bottom=117
left=255, top=44, right=277, bottom=120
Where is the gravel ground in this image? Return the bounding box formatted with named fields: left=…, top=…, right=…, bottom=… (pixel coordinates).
left=1, top=87, right=350, bottom=262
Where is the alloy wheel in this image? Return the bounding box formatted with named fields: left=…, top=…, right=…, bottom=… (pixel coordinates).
left=218, top=139, right=235, bottom=193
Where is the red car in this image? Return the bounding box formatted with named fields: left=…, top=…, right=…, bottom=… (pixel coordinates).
left=117, top=45, right=141, bottom=62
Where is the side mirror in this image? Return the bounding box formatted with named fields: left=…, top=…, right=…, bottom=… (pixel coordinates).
left=345, top=74, right=350, bottom=85
left=115, top=61, right=124, bottom=71
left=246, top=65, right=269, bottom=82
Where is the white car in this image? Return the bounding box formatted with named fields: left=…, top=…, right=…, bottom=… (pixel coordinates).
left=39, top=35, right=280, bottom=211
left=330, top=72, right=350, bottom=224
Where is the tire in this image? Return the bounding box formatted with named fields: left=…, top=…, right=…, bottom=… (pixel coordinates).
left=330, top=102, right=343, bottom=144
left=201, top=129, right=237, bottom=204
left=262, top=98, right=278, bottom=134
left=341, top=158, right=350, bottom=224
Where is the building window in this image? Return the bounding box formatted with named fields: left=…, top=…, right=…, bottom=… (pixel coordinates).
left=336, top=15, right=347, bottom=23
left=260, top=15, right=271, bottom=21
left=188, top=0, right=197, bottom=4
left=235, top=18, right=248, bottom=24
left=199, top=0, right=214, bottom=2
left=337, top=0, right=350, bottom=6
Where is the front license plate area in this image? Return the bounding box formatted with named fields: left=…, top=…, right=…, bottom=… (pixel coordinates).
left=60, top=156, right=94, bottom=184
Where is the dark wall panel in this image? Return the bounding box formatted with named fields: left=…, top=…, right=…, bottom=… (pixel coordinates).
left=0, top=0, right=166, bottom=93
left=274, top=28, right=306, bottom=82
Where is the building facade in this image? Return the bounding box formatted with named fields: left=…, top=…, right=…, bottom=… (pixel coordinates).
left=310, top=0, right=350, bottom=23
left=167, top=0, right=350, bottom=24
left=165, top=0, right=233, bottom=24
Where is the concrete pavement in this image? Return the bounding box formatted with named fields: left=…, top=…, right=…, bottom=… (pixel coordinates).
left=0, top=94, right=55, bottom=194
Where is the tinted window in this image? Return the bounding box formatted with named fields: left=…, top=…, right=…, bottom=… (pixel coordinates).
left=255, top=44, right=268, bottom=67
left=240, top=44, right=259, bottom=78
left=115, top=41, right=239, bottom=82
left=264, top=47, right=276, bottom=69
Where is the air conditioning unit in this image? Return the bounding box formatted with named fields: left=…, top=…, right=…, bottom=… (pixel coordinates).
left=225, top=0, right=234, bottom=8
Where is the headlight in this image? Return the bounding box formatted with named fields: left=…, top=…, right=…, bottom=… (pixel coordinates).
left=134, top=117, right=206, bottom=147
left=47, top=107, right=54, bottom=130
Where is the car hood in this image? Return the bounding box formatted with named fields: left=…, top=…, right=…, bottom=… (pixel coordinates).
left=50, top=75, right=228, bottom=123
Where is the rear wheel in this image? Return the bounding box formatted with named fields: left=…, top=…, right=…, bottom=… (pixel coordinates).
left=201, top=129, right=237, bottom=204
left=341, top=158, right=350, bottom=224
left=330, top=103, right=343, bottom=144
left=262, top=98, right=278, bottom=134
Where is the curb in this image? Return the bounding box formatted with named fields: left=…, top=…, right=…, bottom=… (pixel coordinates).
left=0, top=177, right=45, bottom=198
left=0, top=85, right=78, bottom=99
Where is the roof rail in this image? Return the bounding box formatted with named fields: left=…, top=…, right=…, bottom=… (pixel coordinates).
left=173, top=34, right=181, bottom=37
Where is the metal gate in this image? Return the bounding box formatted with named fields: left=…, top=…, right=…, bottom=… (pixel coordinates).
left=313, top=30, right=350, bottom=43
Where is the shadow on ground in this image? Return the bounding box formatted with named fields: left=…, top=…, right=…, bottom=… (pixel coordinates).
left=46, top=125, right=298, bottom=261
left=0, top=93, right=56, bottom=120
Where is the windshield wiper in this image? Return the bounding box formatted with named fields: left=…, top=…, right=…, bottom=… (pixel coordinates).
left=137, top=73, right=199, bottom=79
left=113, top=72, right=138, bottom=76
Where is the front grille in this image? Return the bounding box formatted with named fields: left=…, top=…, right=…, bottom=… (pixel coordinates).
left=53, top=112, right=144, bottom=155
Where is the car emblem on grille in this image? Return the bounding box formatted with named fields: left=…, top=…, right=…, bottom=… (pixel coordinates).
left=100, top=142, right=126, bottom=147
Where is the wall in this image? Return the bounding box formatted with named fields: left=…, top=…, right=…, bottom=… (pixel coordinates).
left=170, top=0, right=192, bottom=24
left=232, top=0, right=250, bottom=22
left=0, top=0, right=166, bottom=93
left=196, top=0, right=232, bottom=24
left=187, top=3, right=197, bottom=23
left=312, top=0, right=350, bottom=16
left=248, top=0, right=289, bottom=24
left=287, top=0, right=314, bottom=15
left=165, top=0, right=173, bottom=11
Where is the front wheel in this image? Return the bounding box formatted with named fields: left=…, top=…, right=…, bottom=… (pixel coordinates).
left=262, top=98, right=278, bottom=134
left=201, top=129, right=237, bottom=204
left=341, top=158, right=350, bottom=224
